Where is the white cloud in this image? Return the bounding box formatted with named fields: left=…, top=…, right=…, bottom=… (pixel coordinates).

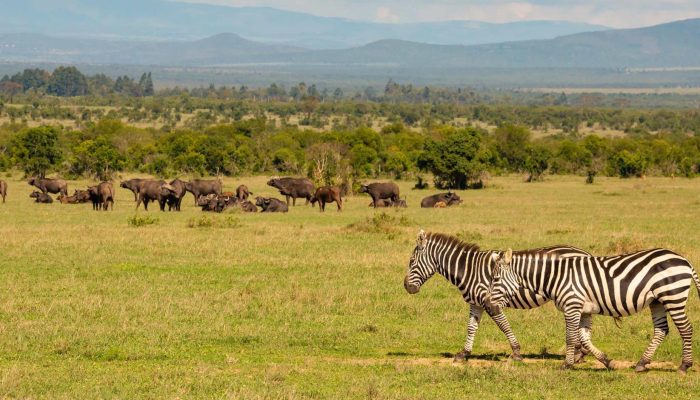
left=175, top=0, right=700, bottom=28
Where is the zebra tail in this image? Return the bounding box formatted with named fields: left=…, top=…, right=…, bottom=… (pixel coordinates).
left=692, top=266, right=700, bottom=298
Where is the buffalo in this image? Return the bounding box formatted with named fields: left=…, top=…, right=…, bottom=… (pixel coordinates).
left=136, top=180, right=176, bottom=211
left=28, top=177, right=67, bottom=196
left=255, top=196, right=288, bottom=213
left=310, top=186, right=343, bottom=212
left=185, top=179, right=222, bottom=206
left=120, top=178, right=147, bottom=201
left=166, top=178, right=188, bottom=211
left=240, top=200, right=258, bottom=213
left=30, top=191, right=53, bottom=203
left=359, top=182, right=400, bottom=208
left=88, top=182, right=115, bottom=211
left=420, top=192, right=463, bottom=208
left=57, top=192, right=84, bottom=204
left=236, top=184, right=252, bottom=201
left=266, top=177, right=314, bottom=206
left=199, top=193, right=238, bottom=213
left=0, top=180, right=6, bottom=203
left=368, top=198, right=407, bottom=208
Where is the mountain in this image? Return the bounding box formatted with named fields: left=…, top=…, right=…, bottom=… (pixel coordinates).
left=1, top=0, right=608, bottom=49
left=2, top=19, right=699, bottom=69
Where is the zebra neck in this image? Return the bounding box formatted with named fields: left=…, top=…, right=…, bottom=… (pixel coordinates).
left=431, top=245, right=493, bottom=291
left=512, top=254, right=561, bottom=297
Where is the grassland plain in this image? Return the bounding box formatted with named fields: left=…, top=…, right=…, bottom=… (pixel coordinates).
left=0, top=174, right=699, bottom=399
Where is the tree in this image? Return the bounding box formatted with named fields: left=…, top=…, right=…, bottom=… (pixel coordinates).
left=71, top=136, right=126, bottom=180
left=139, top=72, right=155, bottom=96
left=524, top=144, right=551, bottom=182
left=10, top=126, right=62, bottom=177
left=494, top=124, right=531, bottom=171
left=0, top=81, right=22, bottom=103
left=419, top=128, right=490, bottom=189
left=47, top=66, right=88, bottom=97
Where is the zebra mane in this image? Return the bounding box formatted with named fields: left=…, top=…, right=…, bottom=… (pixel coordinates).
left=427, top=232, right=480, bottom=252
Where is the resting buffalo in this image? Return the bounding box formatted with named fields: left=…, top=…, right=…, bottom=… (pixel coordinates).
left=255, top=196, right=288, bottom=213
left=310, top=186, right=343, bottom=212
left=28, top=177, right=67, bottom=196
left=240, top=200, right=258, bottom=213
left=30, top=191, right=53, bottom=203
left=120, top=178, right=147, bottom=201
left=88, top=182, right=115, bottom=211
left=368, top=198, right=407, bottom=208
left=166, top=178, right=188, bottom=211
left=185, top=179, right=222, bottom=205
left=199, top=193, right=238, bottom=213
left=266, top=177, right=314, bottom=206
left=136, top=180, right=175, bottom=211
left=0, top=180, right=6, bottom=203
left=420, top=192, right=463, bottom=208
left=236, top=184, right=252, bottom=201
left=360, top=182, right=400, bottom=208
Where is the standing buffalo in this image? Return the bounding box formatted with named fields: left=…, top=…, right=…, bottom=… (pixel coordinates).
left=136, top=180, right=176, bottom=211
left=360, top=182, right=400, bottom=208
left=30, top=191, right=53, bottom=203
left=236, top=184, right=252, bottom=201
left=310, top=186, right=343, bottom=212
left=28, top=177, right=68, bottom=196
left=266, top=177, right=314, bottom=206
left=120, top=178, right=147, bottom=201
left=88, top=182, right=115, bottom=211
left=166, top=178, right=188, bottom=211
left=185, top=179, right=222, bottom=205
left=0, top=180, right=6, bottom=203
left=255, top=196, right=289, bottom=213
left=420, top=192, right=463, bottom=208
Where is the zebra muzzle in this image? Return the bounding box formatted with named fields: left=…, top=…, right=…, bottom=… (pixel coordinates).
left=404, top=277, right=420, bottom=294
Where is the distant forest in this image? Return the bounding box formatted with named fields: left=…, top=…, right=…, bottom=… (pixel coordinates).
left=1, top=67, right=700, bottom=189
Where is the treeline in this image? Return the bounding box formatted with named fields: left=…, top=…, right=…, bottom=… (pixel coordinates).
left=0, top=67, right=155, bottom=100
left=1, top=119, right=699, bottom=189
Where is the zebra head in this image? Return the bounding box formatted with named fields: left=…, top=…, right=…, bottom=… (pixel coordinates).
left=485, top=248, right=518, bottom=315
left=404, top=229, right=436, bottom=294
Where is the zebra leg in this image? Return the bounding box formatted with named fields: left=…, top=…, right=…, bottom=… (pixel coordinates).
left=579, top=313, right=612, bottom=369
left=635, top=301, right=669, bottom=372
left=574, top=315, right=592, bottom=363
left=667, top=307, right=693, bottom=373
left=488, top=311, right=523, bottom=361
left=454, top=304, right=483, bottom=361
left=562, top=308, right=582, bottom=369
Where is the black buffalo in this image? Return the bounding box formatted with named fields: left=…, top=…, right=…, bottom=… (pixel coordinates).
left=199, top=193, right=238, bottom=213
left=420, top=192, right=462, bottom=208
left=266, top=177, right=314, bottom=206
left=28, top=177, right=68, bottom=196
left=136, top=180, right=176, bottom=211
left=255, top=196, right=289, bottom=213
left=310, top=186, right=343, bottom=212
left=360, top=182, right=400, bottom=208
left=88, top=182, right=115, bottom=211
left=30, top=191, right=53, bottom=203
left=185, top=179, right=222, bottom=205
left=166, top=178, right=188, bottom=211
left=240, top=200, right=258, bottom=213
left=0, top=180, right=6, bottom=203
left=120, top=178, right=147, bottom=201
left=236, top=184, right=252, bottom=201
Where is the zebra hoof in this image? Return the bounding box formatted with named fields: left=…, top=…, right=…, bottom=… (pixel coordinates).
left=679, top=363, right=692, bottom=374
left=453, top=351, right=469, bottom=362
left=602, top=358, right=613, bottom=370
left=511, top=353, right=524, bottom=362
left=574, top=352, right=586, bottom=364
left=634, top=361, right=649, bottom=373
left=559, top=363, right=573, bottom=370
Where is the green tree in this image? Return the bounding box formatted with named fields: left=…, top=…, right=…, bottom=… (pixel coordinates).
left=47, top=66, right=88, bottom=97
left=419, top=127, right=489, bottom=189
left=10, top=126, right=62, bottom=177
left=71, top=136, right=126, bottom=180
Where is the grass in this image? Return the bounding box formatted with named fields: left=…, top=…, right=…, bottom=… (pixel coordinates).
left=0, top=175, right=699, bottom=398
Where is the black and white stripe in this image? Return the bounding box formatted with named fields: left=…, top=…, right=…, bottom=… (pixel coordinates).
left=404, top=230, right=590, bottom=360
left=486, top=248, right=700, bottom=372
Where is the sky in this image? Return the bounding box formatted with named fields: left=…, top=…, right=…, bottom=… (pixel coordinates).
left=178, top=0, right=700, bottom=28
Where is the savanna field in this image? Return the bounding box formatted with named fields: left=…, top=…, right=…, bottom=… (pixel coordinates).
left=1, top=175, right=700, bottom=399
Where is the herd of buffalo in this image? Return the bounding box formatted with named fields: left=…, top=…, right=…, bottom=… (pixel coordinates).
left=0, top=177, right=464, bottom=212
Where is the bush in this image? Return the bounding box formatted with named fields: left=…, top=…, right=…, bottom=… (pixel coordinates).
left=418, top=127, right=489, bottom=189
left=186, top=215, right=241, bottom=229
left=127, top=215, right=159, bottom=227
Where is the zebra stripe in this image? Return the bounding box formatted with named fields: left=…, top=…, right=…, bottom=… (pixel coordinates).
left=487, top=248, right=700, bottom=372
left=404, top=231, right=590, bottom=360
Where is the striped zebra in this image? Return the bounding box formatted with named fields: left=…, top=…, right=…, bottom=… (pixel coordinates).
left=404, top=230, right=591, bottom=361
left=485, top=248, right=700, bottom=372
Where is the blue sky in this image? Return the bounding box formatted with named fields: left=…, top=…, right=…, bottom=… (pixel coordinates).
left=178, top=0, right=700, bottom=27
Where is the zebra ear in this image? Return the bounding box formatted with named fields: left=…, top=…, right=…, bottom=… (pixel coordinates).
left=417, top=229, right=427, bottom=249
left=504, top=248, right=513, bottom=264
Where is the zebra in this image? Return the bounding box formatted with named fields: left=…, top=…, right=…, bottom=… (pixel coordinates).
left=485, top=248, right=700, bottom=373
left=404, top=230, right=591, bottom=361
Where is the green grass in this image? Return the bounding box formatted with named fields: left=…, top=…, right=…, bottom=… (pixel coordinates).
left=0, top=175, right=699, bottom=399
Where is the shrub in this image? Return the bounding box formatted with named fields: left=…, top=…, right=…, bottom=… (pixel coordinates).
left=127, top=215, right=159, bottom=227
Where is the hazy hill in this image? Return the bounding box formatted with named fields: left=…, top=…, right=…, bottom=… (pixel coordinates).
left=1, top=0, right=607, bottom=49
left=1, top=19, right=699, bottom=69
